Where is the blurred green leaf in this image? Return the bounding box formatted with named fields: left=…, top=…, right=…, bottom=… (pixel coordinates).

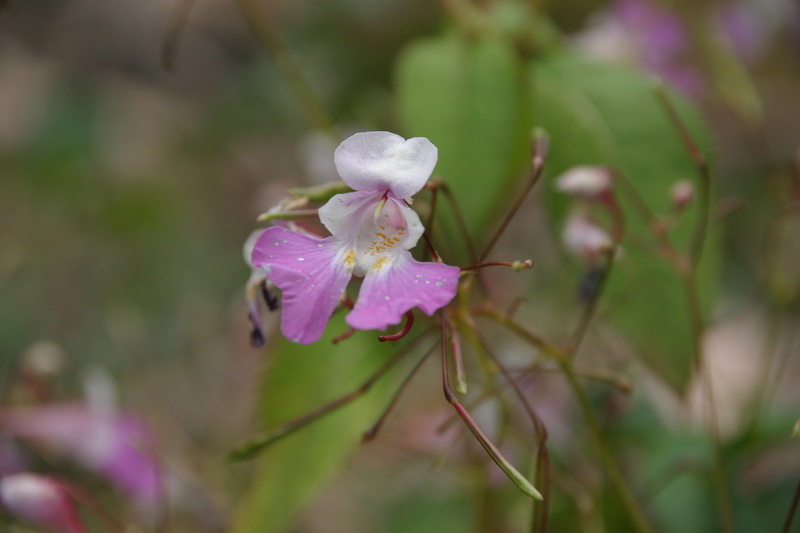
left=232, top=318, right=407, bottom=533
left=532, top=52, right=718, bottom=392
left=395, top=31, right=528, bottom=241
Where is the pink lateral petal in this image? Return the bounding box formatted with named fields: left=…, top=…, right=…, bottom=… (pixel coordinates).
left=346, top=252, right=459, bottom=331
left=252, top=226, right=352, bottom=344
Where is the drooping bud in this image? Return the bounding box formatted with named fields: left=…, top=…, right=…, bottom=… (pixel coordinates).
left=554, top=166, right=612, bottom=199
left=562, top=212, right=613, bottom=259
left=0, top=473, right=87, bottom=533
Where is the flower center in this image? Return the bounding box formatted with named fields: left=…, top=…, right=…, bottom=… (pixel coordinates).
left=351, top=197, right=410, bottom=276
left=366, top=225, right=406, bottom=257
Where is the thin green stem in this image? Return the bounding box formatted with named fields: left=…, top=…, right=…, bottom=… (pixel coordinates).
left=653, top=82, right=711, bottom=268
left=483, top=260, right=653, bottom=531
left=479, top=130, right=549, bottom=263
left=436, top=181, right=481, bottom=264
left=782, top=475, right=800, bottom=533
left=363, top=342, right=437, bottom=441
left=472, top=328, right=550, bottom=532
left=161, top=0, right=197, bottom=71
left=461, top=260, right=533, bottom=273
left=228, top=330, right=431, bottom=461
left=560, top=364, right=653, bottom=533
left=440, top=315, right=542, bottom=500
left=565, top=246, right=617, bottom=354
left=235, top=0, right=336, bottom=135
left=474, top=309, right=560, bottom=357
left=697, top=353, right=735, bottom=533
left=655, top=87, right=734, bottom=530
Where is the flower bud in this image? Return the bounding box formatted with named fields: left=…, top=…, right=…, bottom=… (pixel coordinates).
left=670, top=179, right=694, bottom=209
left=554, top=166, right=612, bottom=198
left=0, top=473, right=86, bottom=533
left=21, top=341, right=66, bottom=378
left=562, top=212, right=613, bottom=259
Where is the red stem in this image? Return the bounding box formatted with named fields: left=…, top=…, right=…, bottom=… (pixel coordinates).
left=379, top=311, right=415, bottom=342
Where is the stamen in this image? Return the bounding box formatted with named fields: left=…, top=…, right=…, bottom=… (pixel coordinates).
left=373, top=196, right=388, bottom=225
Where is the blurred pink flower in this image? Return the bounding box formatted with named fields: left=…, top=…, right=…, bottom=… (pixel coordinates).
left=0, top=473, right=87, bottom=533
left=562, top=211, right=613, bottom=259
left=2, top=403, right=161, bottom=503
left=615, top=0, right=702, bottom=96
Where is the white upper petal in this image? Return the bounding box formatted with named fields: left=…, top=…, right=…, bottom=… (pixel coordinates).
left=334, top=131, right=438, bottom=199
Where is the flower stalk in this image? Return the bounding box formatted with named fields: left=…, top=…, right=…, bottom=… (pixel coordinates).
left=441, top=316, right=543, bottom=501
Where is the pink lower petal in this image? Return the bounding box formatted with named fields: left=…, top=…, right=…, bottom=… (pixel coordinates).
left=346, top=252, right=459, bottom=331
left=252, top=226, right=353, bottom=344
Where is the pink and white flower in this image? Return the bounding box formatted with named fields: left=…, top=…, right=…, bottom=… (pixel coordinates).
left=251, top=131, right=461, bottom=344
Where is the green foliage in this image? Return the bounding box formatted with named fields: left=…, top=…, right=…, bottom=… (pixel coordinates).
left=395, top=30, right=529, bottom=239
left=232, top=320, right=399, bottom=533
left=532, top=51, right=718, bottom=391
left=396, top=20, right=719, bottom=391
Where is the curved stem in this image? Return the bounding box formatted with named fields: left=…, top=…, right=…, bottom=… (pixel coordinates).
left=440, top=314, right=542, bottom=500
left=379, top=311, right=415, bottom=342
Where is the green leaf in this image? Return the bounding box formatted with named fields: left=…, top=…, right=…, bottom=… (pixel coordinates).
left=231, top=318, right=402, bottom=533
left=532, top=52, right=719, bottom=392
left=395, top=31, right=528, bottom=242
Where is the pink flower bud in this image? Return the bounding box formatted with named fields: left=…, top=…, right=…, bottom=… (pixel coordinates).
left=555, top=166, right=612, bottom=198
left=562, top=212, right=613, bottom=259
left=670, top=179, right=694, bottom=209
left=0, top=473, right=87, bottom=533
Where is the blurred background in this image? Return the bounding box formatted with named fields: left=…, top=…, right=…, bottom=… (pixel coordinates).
left=0, top=0, right=799, bottom=531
